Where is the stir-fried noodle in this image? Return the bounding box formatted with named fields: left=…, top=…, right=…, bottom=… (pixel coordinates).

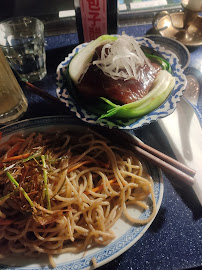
left=0, top=130, right=156, bottom=265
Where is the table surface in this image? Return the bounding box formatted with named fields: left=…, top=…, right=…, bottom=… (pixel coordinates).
left=3, top=24, right=202, bottom=270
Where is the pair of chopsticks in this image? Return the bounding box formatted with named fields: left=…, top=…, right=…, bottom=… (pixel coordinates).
left=25, top=82, right=61, bottom=104
left=115, top=131, right=196, bottom=186
left=25, top=82, right=196, bottom=186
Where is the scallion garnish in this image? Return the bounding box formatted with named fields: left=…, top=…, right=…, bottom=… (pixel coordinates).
left=0, top=192, right=13, bottom=201
left=5, top=171, right=35, bottom=211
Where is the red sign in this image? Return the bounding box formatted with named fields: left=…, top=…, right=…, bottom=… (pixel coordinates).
left=80, top=0, right=107, bottom=42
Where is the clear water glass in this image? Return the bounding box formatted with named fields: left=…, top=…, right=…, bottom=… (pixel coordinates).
left=0, top=17, right=47, bottom=83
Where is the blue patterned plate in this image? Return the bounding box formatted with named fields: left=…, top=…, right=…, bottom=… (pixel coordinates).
left=145, top=35, right=190, bottom=70
left=0, top=116, right=163, bottom=270
left=56, top=36, right=187, bottom=130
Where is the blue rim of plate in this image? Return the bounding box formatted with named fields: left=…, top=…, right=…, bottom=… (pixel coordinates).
left=56, top=36, right=187, bottom=130
left=0, top=116, right=163, bottom=270
left=145, top=35, right=190, bottom=70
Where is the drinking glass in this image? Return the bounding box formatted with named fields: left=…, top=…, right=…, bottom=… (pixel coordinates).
left=0, top=17, right=47, bottom=83
left=0, top=48, right=28, bottom=124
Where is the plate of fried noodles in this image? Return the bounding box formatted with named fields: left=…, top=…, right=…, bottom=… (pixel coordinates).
left=56, top=34, right=187, bottom=129
left=0, top=116, right=163, bottom=269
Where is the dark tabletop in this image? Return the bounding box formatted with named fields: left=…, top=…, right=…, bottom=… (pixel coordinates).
left=7, top=24, right=202, bottom=270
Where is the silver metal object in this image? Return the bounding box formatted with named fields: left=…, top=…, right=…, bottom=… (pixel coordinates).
left=152, top=10, right=202, bottom=46
left=159, top=96, right=202, bottom=204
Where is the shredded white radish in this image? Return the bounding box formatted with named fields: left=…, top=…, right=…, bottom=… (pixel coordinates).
left=93, top=34, right=153, bottom=81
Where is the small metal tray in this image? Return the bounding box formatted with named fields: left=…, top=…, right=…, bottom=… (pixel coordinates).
left=153, top=11, right=202, bottom=47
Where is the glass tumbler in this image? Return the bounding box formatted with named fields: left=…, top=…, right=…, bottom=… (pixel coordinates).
left=0, top=17, right=47, bottom=83
left=0, top=48, right=28, bottom=124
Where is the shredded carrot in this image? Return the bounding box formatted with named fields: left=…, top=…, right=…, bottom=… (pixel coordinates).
left=6, top=143, right=21, bottom=158
left=0, top=153, right=30, bottom=164
left=96, top=160, right=110, bottom=169
left=0, top=153, right=30, bottom=169
left=0, top=137, right=25, bottom=148
left=16, top=138, right=25, bottom=142
left=68, top=160, right=109, bottom=173
left=0, top=218, right=15, bottom=226
left=27, top=191, right=38, bottom=196
left=67, top=160, right=92, bottom=173
left=85, top=178, right=117, bottom=195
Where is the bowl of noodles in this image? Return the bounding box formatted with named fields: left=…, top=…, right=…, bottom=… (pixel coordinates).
left=56, top=34, right=187, bottom=129
left=0, top=116, right=163, bottom=269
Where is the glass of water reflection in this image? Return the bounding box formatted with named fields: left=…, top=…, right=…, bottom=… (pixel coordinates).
left=0, top=17, right=47, bottom=83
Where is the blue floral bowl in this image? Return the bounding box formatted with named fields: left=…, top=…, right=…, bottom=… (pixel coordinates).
left=56, top=37, right=187, bottom=130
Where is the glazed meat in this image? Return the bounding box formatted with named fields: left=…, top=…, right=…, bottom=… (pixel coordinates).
left=77, top=46, right=161, bottom=104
